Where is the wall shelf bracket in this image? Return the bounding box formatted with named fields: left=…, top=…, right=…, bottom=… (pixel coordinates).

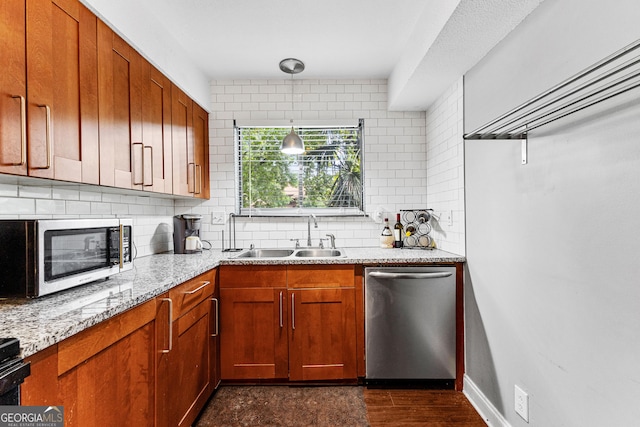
left=521, top=137, right=528, bottom=165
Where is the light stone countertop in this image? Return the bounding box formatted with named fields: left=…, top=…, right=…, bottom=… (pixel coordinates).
left=0, top=247, right=464, bottom=358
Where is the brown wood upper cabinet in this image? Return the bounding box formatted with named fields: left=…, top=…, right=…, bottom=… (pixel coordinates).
left=0, top=0, right=99, bottom=183
left=172, top=85, right=210, bottom=199
left=140, top=62, right=173, bottom=193
left=97, top=21, right=141, bottom=189
left=1, top=0, right=209, bottom=196
left=97, top=23, right=176, bottom=194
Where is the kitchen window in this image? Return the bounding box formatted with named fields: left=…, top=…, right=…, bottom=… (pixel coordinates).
left=235, top=119, right=364, bottom=216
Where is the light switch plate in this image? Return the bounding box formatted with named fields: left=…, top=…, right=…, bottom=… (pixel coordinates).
left=211, top=211, right=226, bottom=224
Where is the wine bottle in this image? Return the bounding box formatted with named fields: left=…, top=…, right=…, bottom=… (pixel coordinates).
left=393, top=213, right=403, bottom=248
left=379, top=218, right=394, bottom=248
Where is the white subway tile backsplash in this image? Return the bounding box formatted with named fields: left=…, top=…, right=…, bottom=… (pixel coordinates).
left=66, top=200, right=92, bottom=215
left=0, top=184, right=18, bottom=197
left=36, top=199, right=65, bottom=215
left=19, top=186, right=51, bottom=199
left=52, top=188, right=79, bottom=200
left=426, top=77, right=465, bottom=255
left=199, top=78, right=427, bottom=247
left=0, top=197, right=35, bottom=215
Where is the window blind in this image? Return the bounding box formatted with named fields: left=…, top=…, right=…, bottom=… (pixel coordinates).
left=235, top=119, right=364, bottom=214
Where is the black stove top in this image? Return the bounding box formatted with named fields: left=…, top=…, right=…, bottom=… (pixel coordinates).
left=0, top=338, right=20, bottom=365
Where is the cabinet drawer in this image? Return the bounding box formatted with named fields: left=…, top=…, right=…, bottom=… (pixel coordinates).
left=57, top=298, right=156, bottom=376
left=287, top=265, right=355, bottom=288
left=219, top=265, right=286, bottom=288
left=169, top=269, right=215, bottom=318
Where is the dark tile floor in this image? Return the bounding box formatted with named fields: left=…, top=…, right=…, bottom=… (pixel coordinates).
left=195, top=385, right=369, bottom=426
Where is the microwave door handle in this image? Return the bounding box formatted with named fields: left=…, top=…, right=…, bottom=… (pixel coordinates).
left=118, top=224, right=123, bottom=269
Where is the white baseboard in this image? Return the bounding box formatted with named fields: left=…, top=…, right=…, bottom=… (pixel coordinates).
left=463, top=374, right=510, bottom=427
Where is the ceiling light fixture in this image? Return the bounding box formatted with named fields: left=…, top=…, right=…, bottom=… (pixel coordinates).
left=279, top=58, right=305, bottom=155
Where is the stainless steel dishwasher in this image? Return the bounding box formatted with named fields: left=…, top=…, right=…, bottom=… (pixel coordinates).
left=365, top=266, right=456, bottom=383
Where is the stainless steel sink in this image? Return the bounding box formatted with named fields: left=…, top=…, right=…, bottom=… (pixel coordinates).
left=234, top=249, right=294, bottom=258
left=294, top=249, right=344, bottom=258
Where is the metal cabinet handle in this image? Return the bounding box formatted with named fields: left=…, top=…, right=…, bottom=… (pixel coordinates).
left=185, top=281, right=210, bottom=294
left=279, top=291, right=283, bottom=328
left=211, top=297, right=219, bottom=337
left=144, top=145, right=153, bottom=186
left=132, top=142, right=144, bottom=185
left=10, top=95, right=26, bottom=166
left=368, top=271, right=453, bottom=280
left=161, top=298, right=173, bottom=353
left=291, top=293, right=295, bottom=330
left=195, top=164, right=202, bottom=194
left=187, top=162, right=196, bottom=193
left=34, top=104, right=52, bottom=169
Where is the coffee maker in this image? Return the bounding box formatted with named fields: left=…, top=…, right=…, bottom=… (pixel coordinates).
left=173, top=214, right=203, bottom=254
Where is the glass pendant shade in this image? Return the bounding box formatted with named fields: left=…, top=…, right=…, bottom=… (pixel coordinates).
left=280, top=127, right=304, bottom=154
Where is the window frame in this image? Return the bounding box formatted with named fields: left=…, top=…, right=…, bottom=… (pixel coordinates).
left=234, top=119, right=365, bottom=217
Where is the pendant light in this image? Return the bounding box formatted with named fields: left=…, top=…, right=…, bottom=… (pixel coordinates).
left=279, top=58, right=305, bottom=155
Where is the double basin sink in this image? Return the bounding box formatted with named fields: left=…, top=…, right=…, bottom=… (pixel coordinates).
left=234, top=248, right=345, bottom=259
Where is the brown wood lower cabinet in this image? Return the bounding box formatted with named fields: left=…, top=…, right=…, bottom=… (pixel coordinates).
left=21, top=268, right=220, bottom=427
left=22, top=299, right=157, bottom=427
left=288, top=287, right=356, bottom=381
left=157, top=269, right=219, bottom=427
left=219, top=264, right=358, bottom=382
left=220, top=286, right=288, bottom=380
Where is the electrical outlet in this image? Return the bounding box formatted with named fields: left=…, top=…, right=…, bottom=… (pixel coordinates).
left=443, top=210, right=453, bottom=226
left=211, top=211, right=226, bottom=225
left=514, top=384, right=529, bottom=422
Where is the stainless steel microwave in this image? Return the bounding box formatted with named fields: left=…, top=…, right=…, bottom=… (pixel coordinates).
left=0, top=219, right=133, bottom=298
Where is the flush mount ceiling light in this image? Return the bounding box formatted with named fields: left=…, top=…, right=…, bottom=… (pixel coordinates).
left=279, top=58, right=305, bottom=155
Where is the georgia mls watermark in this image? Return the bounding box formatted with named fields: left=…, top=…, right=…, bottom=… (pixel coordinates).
left=0, top=406, right=63, bottom=427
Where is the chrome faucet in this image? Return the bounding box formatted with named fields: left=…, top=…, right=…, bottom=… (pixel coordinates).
left=307, top=214, right=318, bottom=247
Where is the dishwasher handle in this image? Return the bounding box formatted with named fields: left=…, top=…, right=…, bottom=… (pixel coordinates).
left=368, top=271, right=453, bottom=280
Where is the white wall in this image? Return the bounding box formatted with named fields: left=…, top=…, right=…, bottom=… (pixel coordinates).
left=464, top=0, right=640, bottom=425
left=425, top=78, right=465, bottom=255
left=196, top=78, right=430, bottom=249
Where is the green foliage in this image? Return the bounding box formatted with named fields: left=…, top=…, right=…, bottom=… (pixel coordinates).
left=241, top=128, right=297, bottom=208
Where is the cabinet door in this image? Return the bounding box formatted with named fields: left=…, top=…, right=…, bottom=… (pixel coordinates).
left=288, top=288, right=357, bottom=381
left=174, top=298, right=212, bottom=427
left=0, top=0, right=27, bottom=176
left=157, top=271, right=216, bottom=427
left=171, top=84, right=193, bottom=196
left=26, top=0, right=99, bottom=183
left=155, top=293, right=172, bottom=427
left=192, top=102, right=209, bottom=199
left=210, top=280, right=221, bottom=389
left=220, top=287, right=288, bottom=380
left=97, top=20, right=142, bottom=189
left=139, top=61, right=172, bottom=193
